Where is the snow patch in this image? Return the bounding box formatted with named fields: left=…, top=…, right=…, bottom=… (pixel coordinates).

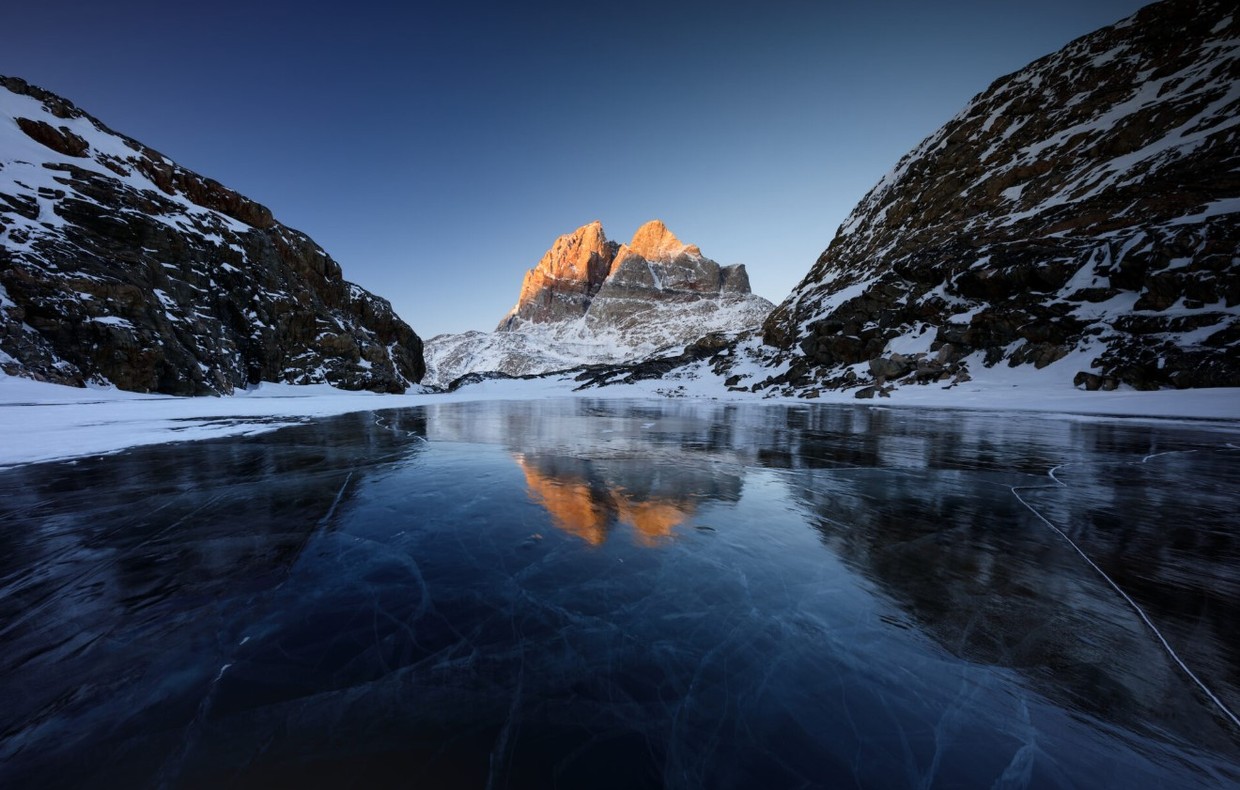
left=90, top=316, right=135, bottom=329
left=884, top=325, right=936, bottom=356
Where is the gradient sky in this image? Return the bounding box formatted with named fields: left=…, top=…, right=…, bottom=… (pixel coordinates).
left=2, top=0, right=1151, bottom=338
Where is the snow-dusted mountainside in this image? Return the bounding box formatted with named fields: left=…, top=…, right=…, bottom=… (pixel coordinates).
left=0, top=77, right=423, bottom=395
left=730, top=0, right=1238, bottom=397
left=424, top=220, right=772, bottom=386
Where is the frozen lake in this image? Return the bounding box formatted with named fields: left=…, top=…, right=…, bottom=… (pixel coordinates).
left=1, top=399, right=1238, bottom=787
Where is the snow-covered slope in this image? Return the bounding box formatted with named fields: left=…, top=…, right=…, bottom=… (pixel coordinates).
left=0, top=76, right=423, bottom=394
left=743, top=0, right=1238, bottom=398
left=424, top=220, right=772, bottom=386
left=426, top=300, right=768, bottom=385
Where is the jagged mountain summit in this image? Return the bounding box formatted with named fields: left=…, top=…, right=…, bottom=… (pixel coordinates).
left=424, top=220, right=772, bottom=385
left=500, top=219, right=617, bottom=327
left=0, top=76, right=423, bottom=395
left=701, top=0, right=1237, bottom=398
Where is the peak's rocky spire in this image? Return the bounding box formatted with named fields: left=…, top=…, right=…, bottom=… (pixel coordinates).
left=533, top=220, right=613, bottom=282
left=503, top=221, right=618, bottom=328
left=499, top=219, right=759, bottom=332
left=620, top=219, right=702, bottom=264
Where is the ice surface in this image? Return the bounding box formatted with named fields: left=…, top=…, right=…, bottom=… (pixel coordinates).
left=1, top=371, right=1239, bottom=469
left=0, top=400, right=1237, bottom=788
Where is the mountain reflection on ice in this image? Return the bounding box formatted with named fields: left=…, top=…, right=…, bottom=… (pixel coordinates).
left=0, top=400, right=1237, bottom=788
left=514, top=454, right=686, bottom=545
left=512, top=453, right=735, bottom=546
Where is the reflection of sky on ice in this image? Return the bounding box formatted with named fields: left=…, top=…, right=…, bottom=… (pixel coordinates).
left=0, top=401, right=1237, bottom=787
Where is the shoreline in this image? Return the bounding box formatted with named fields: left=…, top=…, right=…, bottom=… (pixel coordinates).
left=3, top=373, right=1238, bottom=470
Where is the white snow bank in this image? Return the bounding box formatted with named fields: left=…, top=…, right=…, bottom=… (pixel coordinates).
left=0, top=374, right=568, bottom=467
left=1, top=369, right=1236, bottom=469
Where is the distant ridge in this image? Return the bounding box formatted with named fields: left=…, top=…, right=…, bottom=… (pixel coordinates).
left=424, top=220, right=772, bottom=386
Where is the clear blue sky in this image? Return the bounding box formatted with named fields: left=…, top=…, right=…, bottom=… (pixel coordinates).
left=2, top=0, right=1150, bottom=338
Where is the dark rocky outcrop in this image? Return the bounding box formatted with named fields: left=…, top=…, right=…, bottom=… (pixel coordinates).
left=0, top=76, right=423, bottom=394
left=751, top=0, right=1239, bottom=396
left=571, top=332, right=737, bottom=390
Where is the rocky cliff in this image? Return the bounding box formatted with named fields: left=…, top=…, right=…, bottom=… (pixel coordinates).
left=0, top=76, right=423, bottom=395
left=502, top=220, right=617, bottom=326
left=743, top=0, right=1238, bottom=397
left=425, top=220, right=771, bottom=385
left=498, top=219, right=758, bottom=331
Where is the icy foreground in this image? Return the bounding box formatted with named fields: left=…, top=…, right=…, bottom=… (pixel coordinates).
left=1, top=370, right=1237, bottom=469
left=1, top=398, right=1237, bottom=787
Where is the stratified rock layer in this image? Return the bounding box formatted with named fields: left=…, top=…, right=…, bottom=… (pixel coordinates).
left=0, top=76, right=423, bottom=394
left=756, top=0, right=1238, bottom=395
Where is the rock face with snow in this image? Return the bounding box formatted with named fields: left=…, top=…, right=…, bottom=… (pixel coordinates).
left=751, top=0, right=1239, bottom=396
left=425, top=220, right=771, bottom=385
left=0, top=76, right=423, bottom=395
left=504, top=220, right=617, bottom=326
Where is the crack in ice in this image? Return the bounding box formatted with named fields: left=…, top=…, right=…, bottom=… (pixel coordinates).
left=318, top=471, right=354, bottom=526
left=1010, top=449, right=1240, bottom=730
left=486, top=644, right=525, bottom=790
left=372, top=413, right=428, bottom=442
